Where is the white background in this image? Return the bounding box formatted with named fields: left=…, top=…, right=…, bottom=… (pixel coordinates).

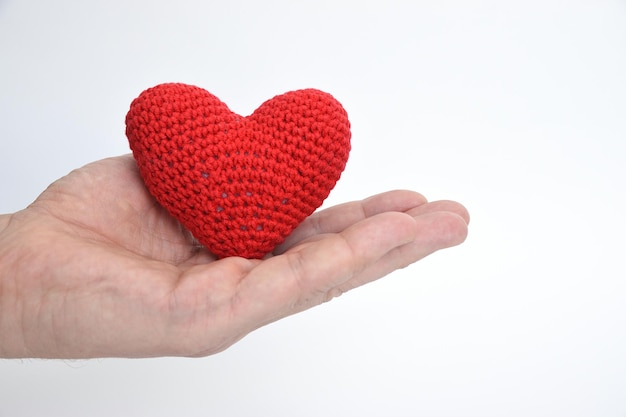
left=1, top=1, right=625, bottom=416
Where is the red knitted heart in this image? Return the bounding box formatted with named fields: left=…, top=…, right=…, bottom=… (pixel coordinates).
left=125, top=83, right=351, bottom=259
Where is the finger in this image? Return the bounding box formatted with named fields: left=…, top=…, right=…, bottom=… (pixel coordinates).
left=233, top=211, right=419, bottom=327
left=274, top=190, right=427, bottom=254
left=342, top=210, right=469, bottom=289
left=406, top=200, right=470, bottom=225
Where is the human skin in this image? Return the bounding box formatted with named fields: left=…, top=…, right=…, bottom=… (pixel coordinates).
left=0, top=155, right=469, bottom=359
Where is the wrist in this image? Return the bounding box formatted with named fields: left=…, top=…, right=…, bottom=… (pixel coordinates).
left=0, top=213, right=26, bottom=357
left=0, top=213, right=9, bottom=234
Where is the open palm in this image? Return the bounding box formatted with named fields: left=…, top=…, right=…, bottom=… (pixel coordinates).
left=0, top=155, right=469, bottom=359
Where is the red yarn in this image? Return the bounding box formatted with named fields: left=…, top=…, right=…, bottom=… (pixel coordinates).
left=125, top=83, right=351, bottom=259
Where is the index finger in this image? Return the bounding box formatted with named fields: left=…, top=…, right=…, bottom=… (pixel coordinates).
left=274, top=190, right=427, bottom=254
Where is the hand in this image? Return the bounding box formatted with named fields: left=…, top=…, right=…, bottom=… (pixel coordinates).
left=0, top=155, right=469, bottom=359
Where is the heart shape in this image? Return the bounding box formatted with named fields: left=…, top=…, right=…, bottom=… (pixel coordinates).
left=125, top=83, right=351, bottom=259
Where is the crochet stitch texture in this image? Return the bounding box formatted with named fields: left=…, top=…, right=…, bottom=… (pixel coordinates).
left=125, top=83, right=351, bottom=259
